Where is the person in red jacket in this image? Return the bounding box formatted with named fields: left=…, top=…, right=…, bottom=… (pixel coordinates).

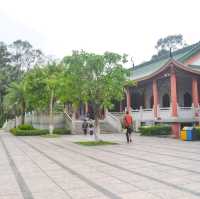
left=123, top=111, right=133, bottom=143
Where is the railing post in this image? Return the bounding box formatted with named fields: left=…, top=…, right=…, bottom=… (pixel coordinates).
left=139, top=106, right=143, bottom=121
left=157, top=104, right=160, bottom=119
left=177, top=103, right=180, bottom=115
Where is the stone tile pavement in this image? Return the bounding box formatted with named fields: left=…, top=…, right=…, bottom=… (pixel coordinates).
left=1, top=131, right=200, bottom=199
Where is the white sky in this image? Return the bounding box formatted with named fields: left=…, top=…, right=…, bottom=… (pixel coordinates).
left=0, top=0, right=200, bottom=65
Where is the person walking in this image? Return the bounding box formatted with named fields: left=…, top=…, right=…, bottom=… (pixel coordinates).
left=123, top=110, right=133, bottom=143
left=82, top=119, right=88, bottom=135
left=88, top=119, right=94, bottom=136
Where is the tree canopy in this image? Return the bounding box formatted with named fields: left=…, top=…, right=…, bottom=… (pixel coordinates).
left=62, top=51, right=130, bottom=139
left=0, top=39, right=131, bottom=137
left=0, top=40, right=45, bottom=126
left=151, top=34, right=187, bottom=60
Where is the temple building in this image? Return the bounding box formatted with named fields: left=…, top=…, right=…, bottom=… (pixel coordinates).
left=73, top=42, right=200, bottom=137
left=113, top=42, right=200, bottom=137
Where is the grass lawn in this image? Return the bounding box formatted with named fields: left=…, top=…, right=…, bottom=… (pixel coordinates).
left=74, top=140, right=118, bottom=146
left=41, top=134, right=60, bottom=138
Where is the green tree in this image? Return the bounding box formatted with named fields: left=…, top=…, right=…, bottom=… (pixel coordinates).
left=24, top=63, right=64, bottom=134
left=9, top=40, right=45, bottom=80
left=62, top=51, right=130, bottom=140
left=152, top=34, right=187, bottom=60
left=4, top=81, right=27, bottom=124
left=0, top=42, right=13, bottom=126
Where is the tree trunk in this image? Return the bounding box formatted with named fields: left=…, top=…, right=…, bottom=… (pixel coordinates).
left=94, top=116, right=100, bottom=141
left=21, top=99, right=26, bottom=125
left=49, top=90, right=54, bottom=134
left=71, top=105, right=77, bottom=134
left=94, top=105, right=101, bottom=141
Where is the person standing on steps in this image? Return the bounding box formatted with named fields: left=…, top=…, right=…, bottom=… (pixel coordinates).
left=88, top=118, right=94, bottom=136
left=123, top=110, right=133, bottom=143
left=82, top=119, right=88, bottom=135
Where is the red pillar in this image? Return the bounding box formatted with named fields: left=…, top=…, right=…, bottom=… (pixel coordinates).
left=192, top=78, right=199, bottom=108
left=126, top=88, right=131, bottom=111
left=170, top=69, right=178, bottom=117
left=170, top=67, right=179, bottom=138
left=153, top=79, right=158, bottom=118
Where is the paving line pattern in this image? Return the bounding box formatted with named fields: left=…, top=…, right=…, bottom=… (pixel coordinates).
left=0, top=136, right=34, bottom=199
left=9, top=136, right=74, bottom=199
left=37, top=138, right=200, bottom=197
left=19, top=138, right=123, bottom=199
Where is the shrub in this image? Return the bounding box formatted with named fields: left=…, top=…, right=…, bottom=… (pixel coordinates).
left=139, top=125, right=171, bottom=136
left=17, top=124, right=35, bottom=130
left=53, top=128, right=71, bottom=135
left=10, top=128, right=49, bottom=136
left=195, top=128, right=200, bottom=140
left=10, top=128, right=17, bottom=134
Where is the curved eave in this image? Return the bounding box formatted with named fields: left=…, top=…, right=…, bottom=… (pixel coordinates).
left=133, top=59, right=200, bottom=82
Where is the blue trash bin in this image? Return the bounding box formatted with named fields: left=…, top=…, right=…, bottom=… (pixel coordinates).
left=183, top=127, right=195, bottom=141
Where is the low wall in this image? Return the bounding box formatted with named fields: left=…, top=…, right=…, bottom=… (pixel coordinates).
left=3, top=112, right=67, bottom=130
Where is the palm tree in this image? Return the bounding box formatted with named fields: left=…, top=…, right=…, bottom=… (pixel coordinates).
left=4, top=81, right=27, bottom=125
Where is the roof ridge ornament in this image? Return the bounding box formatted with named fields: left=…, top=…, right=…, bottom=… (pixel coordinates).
left=131, top=57, right=135, bottom=69
left=170, top=47, right=173, bottom=58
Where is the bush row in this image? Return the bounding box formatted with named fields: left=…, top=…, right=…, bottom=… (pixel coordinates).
left=10, top=124, right=71, bottom=136
left=10, top=128, right=49, bottom=136
left=53, top=128, right=71, bottom=135
left=139, top=125, right=171, bottom=136
left=195, top=128, right=200, bottom=140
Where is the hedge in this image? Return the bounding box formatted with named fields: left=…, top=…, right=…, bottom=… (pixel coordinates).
left=17, top=124, right=35, bottom=130
left=10, top=127, right=71, bottom=136
left=195, top=128, right=200, bottom=140
left=10, top=128, right=49, bottom=136
left=139, top=125, right=171, bottom=136
left=53, top=128, right=71, bottom=135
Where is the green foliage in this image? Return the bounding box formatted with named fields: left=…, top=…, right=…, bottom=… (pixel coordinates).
left=4, top=81, right=27, bottom=124
left=74, top=140, right=118, bottom=146
left=10, top=128, right=49, bottom=136
left=9, top=40, right=45, bottom=72
left=62, top=51, right=130, bottom=121
left=139, top=125, right=171, bottom=136
left=195, top=128, right=200, bottom=140
left=0, top=40, right=45, bottom=127
left=152, top=34, right=187, bottom=60
left=53, top=128, right=71, bottom=135
left=155, top=34, right=186, bottom=51
left=17, top=124, right=34, bottom=130
left=10, top=126, right=70, bottom=136
left=0, top=42, right=13, bottom=127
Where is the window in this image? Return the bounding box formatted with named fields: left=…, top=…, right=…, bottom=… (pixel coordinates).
left=184, top=92, right=192, bottom=107
left=150, top=96, right=153, bottom=108
left=162, top=94, right=170, bottom=107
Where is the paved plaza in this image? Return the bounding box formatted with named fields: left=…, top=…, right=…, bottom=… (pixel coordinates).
left=0, top=132, right=200, bottom=199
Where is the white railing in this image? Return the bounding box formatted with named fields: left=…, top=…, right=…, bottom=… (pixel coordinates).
left=129, top=106, right=198, bottom=123
left=131, top=108, right=153, bottom=121
left=178, top=107, right=194, bottom=121
left=159, top=107, right=171, bottom=120
left=105, top=111, right=122, bottom=133
left=63, top=111, right=72, bottom=130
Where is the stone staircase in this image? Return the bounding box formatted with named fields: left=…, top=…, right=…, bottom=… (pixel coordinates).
left=64, top=111, right=122, bottom=134
left=72, top=120, right=119, bottom=134
left=110, top=112, right=124, bottom=121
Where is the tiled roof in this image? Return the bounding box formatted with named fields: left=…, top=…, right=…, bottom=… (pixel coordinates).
left=130, top=41, right=200, bottom=81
